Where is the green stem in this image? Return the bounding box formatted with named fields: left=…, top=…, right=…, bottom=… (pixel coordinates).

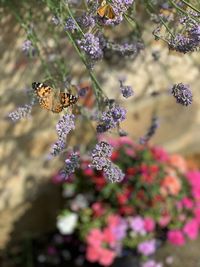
left=65, top=30, right=105, bottom=104
left=169, top=0, right=200, bottom=23
left=11, top=6, right=53, bottom=80
left=65, top=3, right=85, bottom=36
left=148, top=1, right=175, bottom=38
left=159, top=15, right=175, bottom=38
left=48, top=1, right=106, bottom=105
left=180, top=0, right=200, bottom=14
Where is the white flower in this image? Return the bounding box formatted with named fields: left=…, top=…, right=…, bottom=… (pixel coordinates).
left=57, top=212, right=78, bottom=235
left=70, top=194, right=88, bottom=211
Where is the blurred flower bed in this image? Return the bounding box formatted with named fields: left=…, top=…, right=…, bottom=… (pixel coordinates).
left=3, top=137, right=200, bottom=267
left=51, top=137, right=200, bottom=267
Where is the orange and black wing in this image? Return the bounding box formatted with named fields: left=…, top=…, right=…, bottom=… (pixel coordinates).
left=60, top=92, right=78, bottom=108
left=32, top=82, right=53, bottom=111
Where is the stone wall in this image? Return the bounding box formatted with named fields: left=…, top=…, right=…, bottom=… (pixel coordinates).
left=0, top=14, right=200, bottom=249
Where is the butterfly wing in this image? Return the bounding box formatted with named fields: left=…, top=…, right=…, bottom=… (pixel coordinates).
left=33, top=82, right=53, bottom=111
left=33, top=82, right=78, bottom=113
left=105, top=5, right=115, bottom=19
left=97, top=4, right=108, bottom=17
left=97, top=0, right=115, bottom=19
left=59, top=92, right=78, bottom=108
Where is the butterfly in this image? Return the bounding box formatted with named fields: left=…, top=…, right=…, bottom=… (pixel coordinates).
left=97, top=0, right=116, bottom=20
left=32, top=82, right=78, bottom=113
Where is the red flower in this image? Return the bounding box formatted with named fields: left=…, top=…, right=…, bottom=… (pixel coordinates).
left=110, top=151, right=119, bottom=161
left=141, top=174, right=154, bottom=184
left=117, top=193, right=128, bottom=205
left=126, top=167, right=136, bottom=175
left=92, top=174, right=106, bottom=190
left=92, top=202, right=105, bottom=217
left=119, top=205, right=134, bottom=215
left=150, top=164, right=159, bottom=174
left=116, top=187, right=132, bottom=205
left=136, top=190, right=145, bottom=200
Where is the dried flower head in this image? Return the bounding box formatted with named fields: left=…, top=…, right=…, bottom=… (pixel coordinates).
left=140, top=116, right=159, bottom=145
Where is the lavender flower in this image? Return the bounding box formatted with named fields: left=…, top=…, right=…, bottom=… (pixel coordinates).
left=98, top=0, right=134, bottom=26
left=64, top=18, right=77, bottom=32
left=91, top=141, right=125, bottom=182
left=78, top=33, right=103, bottom=60
left=169, top=34, right=199, bottom=53
left=51, top=113, right=75, bottom=156
left=169, top=22, right=200, bottom=53
left=8, top=103, right=33, bottom=122
left=97, top=104, right=127, bottom=133
left=51, top=16, right=60, bottom=25
left=60, top=152, right=80, bottom=180
left=51, top=139, right=66, bottom=157
left=190, top=24, right=200, bottom=41
left=77, top=14, right=95, bottom=28
left=22, top=40, right=36, bottom=56
left=138, top=239, right=156, bottom=256
left=119, top=80, right=134, bottom=98
left=140, top=116, right=159, bottom=144
left=56, top=113, right=75, bottom=138
left=171, top=83, right=192, bottom=106
left=92, top=141, right=113, bottom=159
left=106, top=41, right=144, bottom=57
left=104, top=162, right=125, bottom=182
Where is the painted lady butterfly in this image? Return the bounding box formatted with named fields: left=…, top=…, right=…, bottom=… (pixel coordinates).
left=32, top=82, right=78, bottom=113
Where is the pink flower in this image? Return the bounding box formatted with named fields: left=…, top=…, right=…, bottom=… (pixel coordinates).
left=144, top=217, right=155, bottom=232
left=87, top=229, right=104, bottom=247
left=183, top=219, right=199, bottom=240
left=194, top=207, right=200, bottom=224
left=99, top=247, right=116, bottom=266
left=125, top=147, right=135, bottom=157
left=83, top=168, right=94, bottom=176
left=167, top=230, right=185, bottom=246
left=159, top=214, right=171, bottom=227
left=86, top=246, right=115, bottom=266
left=151, top=147, right=169, bottom=162
left=181, top=197, right=193, bottom=209
left=103, top=227, right=117, bottom=246
left=129, top=216, right=145, bottom=234
left=186, top=171, right=200, bottom=187
left=86, top=246, right=101, bottom=263
left=168, top=154, right=187, bottom=173
left=192, top=186, right=200, bottom=200
left=119, top=136, right=134, bottom=146
left=107, top=214, right=121, bottom=227
left=138, top=239, right=156, bottom=256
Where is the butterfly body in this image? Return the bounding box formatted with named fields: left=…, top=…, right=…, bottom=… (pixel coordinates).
left=97, top=0, right=116, bottom=20
left=32, top=82, right=78, bottom=113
